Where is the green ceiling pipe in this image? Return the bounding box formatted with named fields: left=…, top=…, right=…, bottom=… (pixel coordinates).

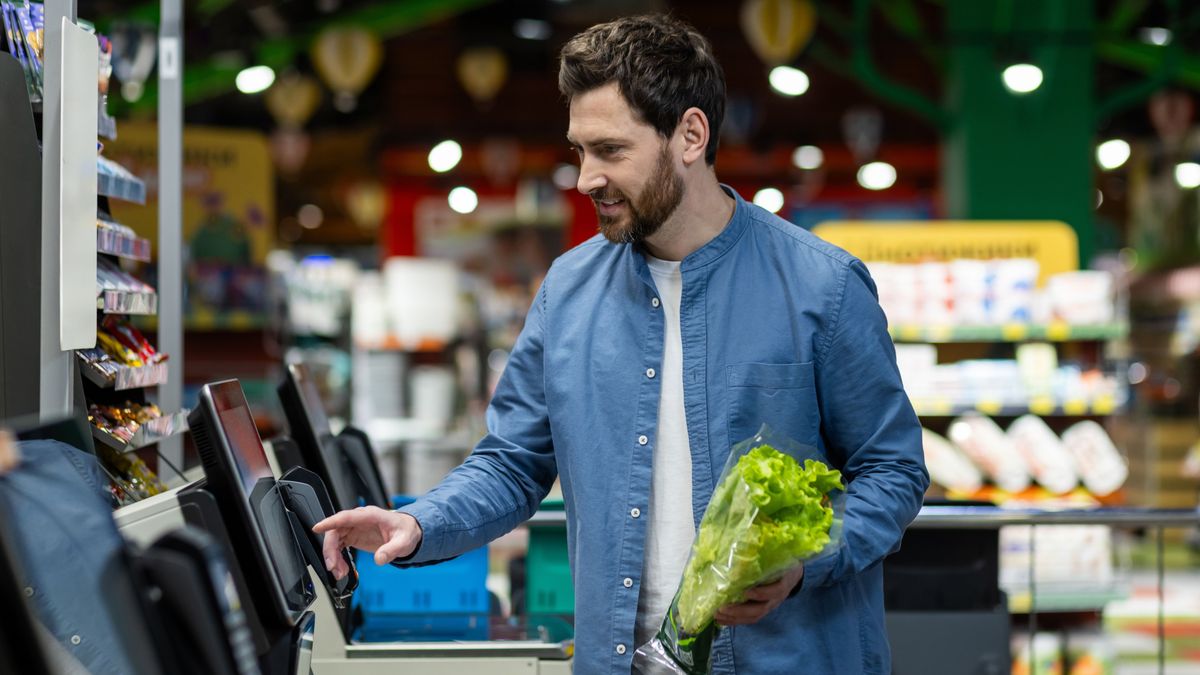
left=1095, top=0, right=1181, bottom=122
left=850, top=0, right=951, bottom=130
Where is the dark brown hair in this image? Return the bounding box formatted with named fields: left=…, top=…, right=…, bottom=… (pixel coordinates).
left=558, top=14, right=726, bottom=165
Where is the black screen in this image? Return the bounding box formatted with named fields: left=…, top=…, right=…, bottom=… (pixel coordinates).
left=279, top=364, right=360, bottom=512
left=191, top=380, right=312, bottom=630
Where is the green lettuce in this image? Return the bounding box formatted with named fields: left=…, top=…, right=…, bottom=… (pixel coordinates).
left=675, top=444, right=843, bottom=633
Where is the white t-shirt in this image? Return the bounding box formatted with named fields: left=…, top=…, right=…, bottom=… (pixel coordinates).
left=635, top=255, right=695, bottom=647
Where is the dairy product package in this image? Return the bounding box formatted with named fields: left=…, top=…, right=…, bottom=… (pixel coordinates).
left=1060, top=421, right=1127, bottom=496
left=1006, top=415, right=1078, bottom=495
left=922, top=428, right=984, bottom=493
left=948, top=413, right=1031, bottom=493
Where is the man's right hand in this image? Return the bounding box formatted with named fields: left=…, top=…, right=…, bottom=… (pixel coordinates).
left=312, top=506, right=423, bottom=580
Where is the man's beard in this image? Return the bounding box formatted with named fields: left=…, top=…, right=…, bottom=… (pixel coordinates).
left=593, top=145, right=684, bottom=245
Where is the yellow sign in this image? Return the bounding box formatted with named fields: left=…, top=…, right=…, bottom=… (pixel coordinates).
left=104, top=123, right=275, bottom=264
left=812, top=221, right=1078, bottom=286
left=104, top=124, right=275, bottom=324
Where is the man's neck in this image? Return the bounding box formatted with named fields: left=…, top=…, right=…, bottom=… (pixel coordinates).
left=641, top=175, right=735, bottom=262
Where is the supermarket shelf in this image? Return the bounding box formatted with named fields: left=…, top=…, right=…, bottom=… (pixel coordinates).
left=97, top=167, right=147, bottom=204
left=1005, top=583, right=1129, bottom=613
left=90, top=409, right=189, bottom=453
left=98, top=112, right=117, bottom=140
left=365, top=418, right=473, bottom=447
left=355, top=336, right=454, bottom=353
left=97, top=226, right=151, bottom=262
left=136, top=311, right=267, bottom=331
left=911, top=395, right=1122, bottom=417
left=910, top=506, right=1200, bottom=529
left=889, top=322, right=1128, bottom=343
left=98, top=289, right=157, bottom=315
left=78, top=354, right=168, bottom=390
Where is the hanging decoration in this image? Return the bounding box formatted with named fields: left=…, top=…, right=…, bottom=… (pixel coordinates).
left=269, top=129, right=311, bottom=176
left=456, top=47, right=508, bottom=105
left=344, top=181, right=387, bottom=231
left=841, top=106, right=883, bottom=164
left=311, top=25, right=383, bottom=113
left=739, top=0, right=817, bottom=67
left=110, top=22, right=158, bottom=102
left=265, top=72, right=322, bottom=129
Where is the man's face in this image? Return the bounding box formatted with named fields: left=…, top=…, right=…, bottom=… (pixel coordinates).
left=567, top=83, right=684, bottom=244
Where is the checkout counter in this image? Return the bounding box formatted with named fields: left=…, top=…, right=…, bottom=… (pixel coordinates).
left=117, top=375, right=571, bottom=675
left=274, top=363, right=574, bottom=674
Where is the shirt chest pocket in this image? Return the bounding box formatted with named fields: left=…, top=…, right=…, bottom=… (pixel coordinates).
left=726, top=362, right=820, bottom=448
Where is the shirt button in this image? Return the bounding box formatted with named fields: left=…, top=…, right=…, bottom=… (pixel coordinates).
left=630, top=507, right=641, bottom=518
left=646, top=368, right=656, bottom=379
left=70, top=635, right=81, bottom=646
left=651, top=298, right=660, bottom=308
left=616, top=644, right=627, bottom=655
left=23, top=587, right=33, bottom=597
left=637, top=435, right=648, bottom=446
left=623, top=577, right=633, bottom=588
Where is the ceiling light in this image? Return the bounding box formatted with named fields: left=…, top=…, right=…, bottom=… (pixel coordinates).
left=297, top=204, right=324, bottom=229
left=235, top=65, right=275, bottom=94
left=1139, top=27, right=1172, bottom=46
left=792, top=145, right=823, bottom=170
left=428, top=140, right=463, bottom=173
left=768, top=66, right=809, bottom=97
left=857, top=161, right=897, bottom=190
left=753, top=187, right=785, bottom=213
left=1175, top=162, right=1200, bottom=189
left=1002, top=63, right=1042, bottom=94
left=1096, top=139, right=1131, bottom=171
left=514, top=18, right=552, bottom=40
left=448, top=186, right=479, bottom=214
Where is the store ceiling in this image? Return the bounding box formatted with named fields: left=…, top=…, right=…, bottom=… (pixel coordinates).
left=73, top=0, right=1200, bottom=244
left=74, top=0, right=1199, bottom=146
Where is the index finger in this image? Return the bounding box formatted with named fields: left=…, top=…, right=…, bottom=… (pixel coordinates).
left=313, top=509, right=359, bottom=534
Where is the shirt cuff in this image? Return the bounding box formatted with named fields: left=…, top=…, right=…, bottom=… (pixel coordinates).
left=792, top=547, right=842, bottom=598
left=392, top=499, right=448, bottom=566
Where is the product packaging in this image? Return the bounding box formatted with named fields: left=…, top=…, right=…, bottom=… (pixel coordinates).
left=948, top=413, right=1032, bottom=493
left=632, top=425, right=845, bottom=674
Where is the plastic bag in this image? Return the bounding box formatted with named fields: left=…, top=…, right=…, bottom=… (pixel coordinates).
left=632, top=425, right=846, bottom=674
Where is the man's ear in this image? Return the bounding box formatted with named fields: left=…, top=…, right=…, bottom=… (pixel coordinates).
left=678, top=107, right=710, bottom=166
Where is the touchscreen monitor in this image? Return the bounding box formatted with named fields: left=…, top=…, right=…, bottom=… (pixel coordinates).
left=190, top=380, right=313, bottom=630
left=278, top=363, right=385, bottom=511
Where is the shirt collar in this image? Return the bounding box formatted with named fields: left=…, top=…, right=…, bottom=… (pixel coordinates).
left=628, top=184, right=749, bottom=282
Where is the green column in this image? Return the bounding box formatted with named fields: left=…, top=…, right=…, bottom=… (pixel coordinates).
left=943, top=0, right=1096, bottom=265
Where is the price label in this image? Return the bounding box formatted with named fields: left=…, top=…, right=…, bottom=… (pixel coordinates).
left=1046, top=321, right=1070, bottom=341
left=1063, top=399, right=1087, bottom=415
left=1029, top=396, right=1056, bottom=415
left=897, top=325, right=921, bottom=342
left=1002, top=323, right=1028, bottom=341
left=928, top=325, right=953, bottom=342
left=1092, top=395, right=1115, bottom=415
left=976, top=400, right=1003, bottom=415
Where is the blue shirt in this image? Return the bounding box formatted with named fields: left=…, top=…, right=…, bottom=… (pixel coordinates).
left=400, top=188, right=929, bottom=674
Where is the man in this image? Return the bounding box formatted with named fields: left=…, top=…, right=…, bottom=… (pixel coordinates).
left=315, top=14, right=927, bottom=674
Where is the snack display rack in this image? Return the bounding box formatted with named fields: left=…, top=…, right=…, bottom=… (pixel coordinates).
left=0, top=0, right=185, bottom=503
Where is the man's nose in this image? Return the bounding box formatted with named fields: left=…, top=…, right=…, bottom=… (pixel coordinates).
left=576, top=156, right=606, bottom=195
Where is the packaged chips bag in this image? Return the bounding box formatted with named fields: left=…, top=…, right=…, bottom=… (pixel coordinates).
left=633, top=425, right=845, bottom=674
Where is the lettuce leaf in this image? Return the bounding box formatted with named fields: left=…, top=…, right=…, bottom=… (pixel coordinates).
left=675, top=445, right=843, bottom=633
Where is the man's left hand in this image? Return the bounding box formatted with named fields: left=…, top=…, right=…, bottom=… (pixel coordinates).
left=714, top=564, right=804, bottom=626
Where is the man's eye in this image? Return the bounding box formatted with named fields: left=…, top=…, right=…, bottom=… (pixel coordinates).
left=601, top=145, right=620, bottom=155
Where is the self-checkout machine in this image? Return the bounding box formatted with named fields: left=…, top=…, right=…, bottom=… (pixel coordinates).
left=115, top=379, right=359, bottom=675
left=273, top=363, right=574, bottom=675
